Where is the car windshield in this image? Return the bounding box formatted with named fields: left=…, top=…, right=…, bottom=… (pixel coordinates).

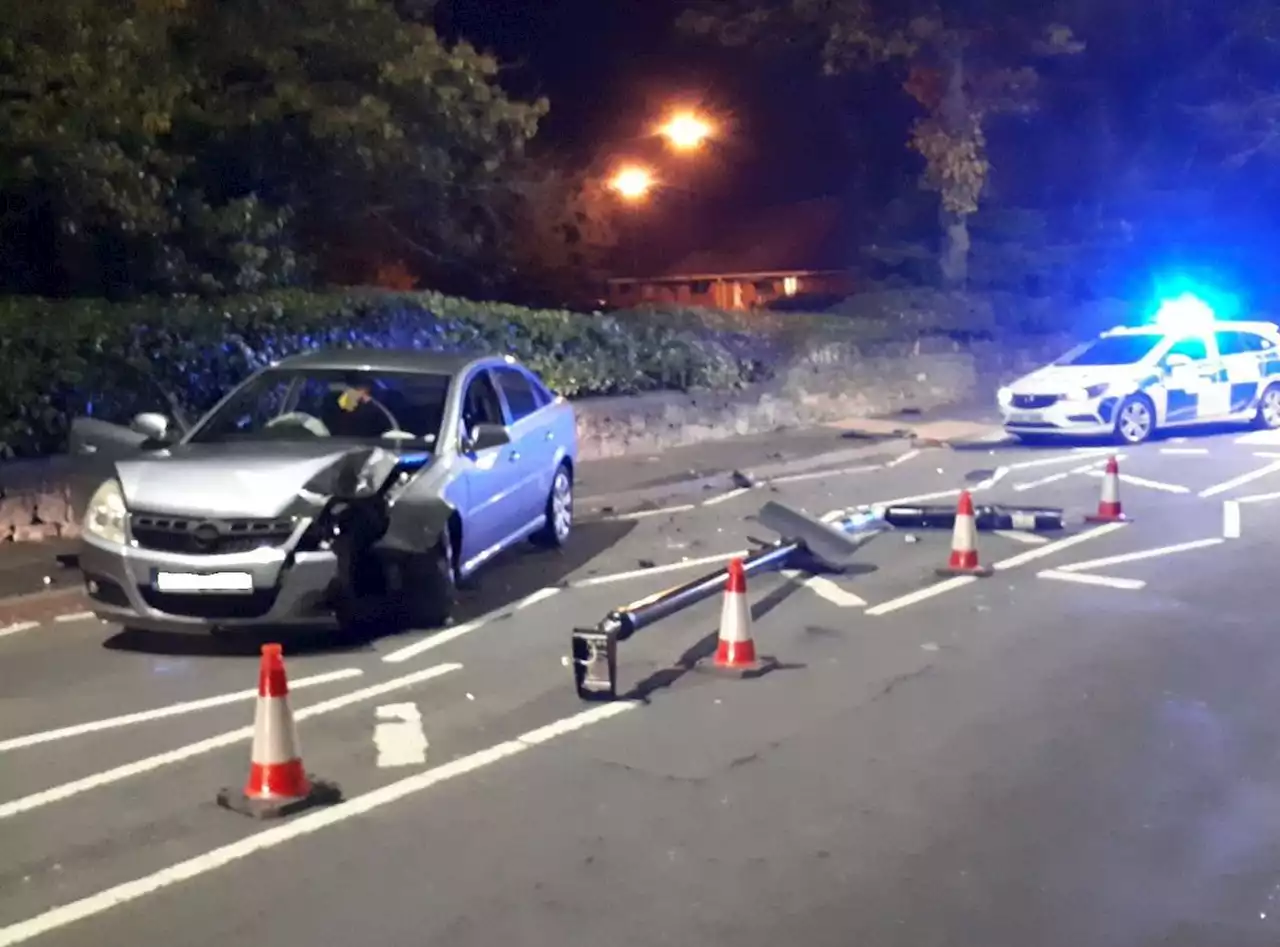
left=1054, top=334, right=1162, bottom=367
left=188, top=368, right=451, bottom=445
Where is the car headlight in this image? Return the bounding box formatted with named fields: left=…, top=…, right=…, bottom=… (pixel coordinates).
left=1062, top=383, right=1110, bottom=401
left=997, top=387, right=1014, bottom=407
left=83, top=478, right=127, bottom=545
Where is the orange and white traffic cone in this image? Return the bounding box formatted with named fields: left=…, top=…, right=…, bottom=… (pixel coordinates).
left=217, top=643, right=340, bottom=819
left=936, top=490, right=993, bottom=577
left=705, top=558, right=769, bottom=677
left=1086, top=455, right=1127, bottom=522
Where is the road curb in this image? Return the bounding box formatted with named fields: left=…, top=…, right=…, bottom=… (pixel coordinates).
left=0, top=586, right=91, bottom=629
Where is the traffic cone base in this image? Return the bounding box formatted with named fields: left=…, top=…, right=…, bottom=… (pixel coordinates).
left=218, top=643, right=342, bottom=819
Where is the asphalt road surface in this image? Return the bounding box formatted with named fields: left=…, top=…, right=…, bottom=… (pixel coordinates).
left=6, top=426, right=1280, bottom=947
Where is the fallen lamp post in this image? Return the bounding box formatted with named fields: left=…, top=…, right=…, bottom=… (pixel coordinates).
left=571, top=501, right=891, bottom=700
left=872, top=502, right=1065, bottom=533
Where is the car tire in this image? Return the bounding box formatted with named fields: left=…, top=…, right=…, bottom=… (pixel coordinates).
left=1254, top=384, right=1280, bottom=429
left=531, top=462, right=573, bottom=549
left=1114, top=395, right=1156, bottom=445
left=401, top=539, right=457, bottom=630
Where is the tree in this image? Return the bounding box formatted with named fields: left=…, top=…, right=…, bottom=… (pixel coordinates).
left=681, top=0, right=1083, bottom=286
left=0, top=0, right=547, bottom=297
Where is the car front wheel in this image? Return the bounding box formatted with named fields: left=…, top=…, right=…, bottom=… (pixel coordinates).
left=531, top=463, right=573, bottom=548
left=1254, top=384, right=1280, bottom=429
left=1114, top=395, right=1156, bottom=445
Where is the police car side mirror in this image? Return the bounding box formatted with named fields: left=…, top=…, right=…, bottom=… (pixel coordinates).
left=1162, top=354, right=1192, bottom=372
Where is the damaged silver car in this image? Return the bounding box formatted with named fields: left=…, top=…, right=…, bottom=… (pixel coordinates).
left=70, top=349, right=578, bottom=636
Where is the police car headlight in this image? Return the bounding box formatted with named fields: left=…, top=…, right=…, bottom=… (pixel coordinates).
left=1063, top=383, right=1109, bottom=402
left=997, top=387, right=1014, bottom=407
left=83, top=478, right=127, bottom=545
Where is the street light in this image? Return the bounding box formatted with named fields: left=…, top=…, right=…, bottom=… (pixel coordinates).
left=659, top=111, right=712, bottom=151
left=608, top=165, right=654, bottom=201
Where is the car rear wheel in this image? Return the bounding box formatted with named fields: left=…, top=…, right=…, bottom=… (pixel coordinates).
left=1254, top=384, right=1280, bottom=429
left=531, top=463, right=573, bottom=548
left=1114, top=395, right=1155, bottom=445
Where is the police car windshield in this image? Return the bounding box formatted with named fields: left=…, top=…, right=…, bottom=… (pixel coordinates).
left=1055, top=334, right=1162, bottom=367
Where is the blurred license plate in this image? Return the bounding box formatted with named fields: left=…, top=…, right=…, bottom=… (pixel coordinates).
left=1007, top=412, right=1041, bottom=424
left=153, top=571, right=253, bottom=593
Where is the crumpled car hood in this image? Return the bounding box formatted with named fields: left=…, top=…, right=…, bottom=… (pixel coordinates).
left=115, top=441, right=431, bottom=518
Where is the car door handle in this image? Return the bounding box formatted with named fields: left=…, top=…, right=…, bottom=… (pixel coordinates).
left=545, top=431, right=554, bottom=440
left=508, top=451, right=520, bottom=462
left=77, top=444, right=97, bottom=455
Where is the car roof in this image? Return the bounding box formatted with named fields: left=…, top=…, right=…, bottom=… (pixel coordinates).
left=272, top=348, right=517, bottom=375
left=1103, top=320, right=1280, bottom=338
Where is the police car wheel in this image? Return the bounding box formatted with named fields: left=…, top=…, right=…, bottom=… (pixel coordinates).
left=1114, top=396, right=1155, bottom=444
left=1255, top=385, right=1280, bottom=429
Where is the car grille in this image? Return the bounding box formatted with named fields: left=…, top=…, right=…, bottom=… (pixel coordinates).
left=1011, top=394, right=1058, bottom=409
left=139, top=587, right=279, bottom=620
left=129, top=513, right=296, bottom=555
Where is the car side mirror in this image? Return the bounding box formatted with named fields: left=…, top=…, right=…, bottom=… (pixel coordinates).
left=466, top=423, right=510, bottom=452
left=1162, top=354, right=1192, bottom=372
left=131, top=412, right=172, bottom=442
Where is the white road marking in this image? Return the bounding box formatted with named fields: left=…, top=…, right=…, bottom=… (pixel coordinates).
left=0, top=663, right=462, bottom=820
left=373, top=703, right=428, bottom=768
left=0, top=668, right=364, bottom=753
left=1009, top=450, right=1110, bottom=472
left=800, top=575, right=866, bottom=608
left=1255, top=452, right=1280, bottom=459
left=886, top=449, right=921, bottom=468
left=0, top=620, right=39, bottom=641
left=612, top=503, right=697, bottom=520
left=993, top=522, right=1130, bottom=571
left=381, top=587, right=558, bottom=664
left=969, top=466, right=1009, bottom=491
left=866, top=576, right=977, bottom=616
left=1037, top=570, right=1146, bottom=591
left=1161, top=447, right=1209, bottom=455
left=1055, top=538, right=1225, bottom=574
left=1235, top=489, right=1280, bottom=504
left=1013, top=470, right=1071, bottom=492
left=992, top=529, right=1049, bottom=545
left=701, top=487, right=749, bottom=507
left=1235, top=429, right=1280, bottom=445
left=52, top=611, right=95, bottom=623
left=0, top=701, right=637, bottom=947
left=1084, top=470, right=1191, bottom=494
left=1198, top=460, right=1280, bottom=498
left=1223, top=500, right=1242, bottom=539
left=768, top=464, right=880, bottom=486
left=572, top=551, right=746, bottom=588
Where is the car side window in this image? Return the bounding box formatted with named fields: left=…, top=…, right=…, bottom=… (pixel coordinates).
left=460, top=372, right=505, bottom=434
left=1215, top=332, right=1248, bottom=356
left=1248, top=333, right=1276, bottom=353
left=493, top=367, right=541, bottom=423
left=1165, top=336, right=1209, bottom=361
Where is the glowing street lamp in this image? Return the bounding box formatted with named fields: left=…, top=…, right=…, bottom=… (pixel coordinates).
left=659, top=111, right=713, bottom=151
left=609, top=165, right=654, bottom=201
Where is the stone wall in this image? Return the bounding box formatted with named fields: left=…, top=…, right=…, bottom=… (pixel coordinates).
left=0, top=334, right=1062, bottom=541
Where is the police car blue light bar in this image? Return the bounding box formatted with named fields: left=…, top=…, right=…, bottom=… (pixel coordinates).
left=1152, top=293, right=1217, bottom=332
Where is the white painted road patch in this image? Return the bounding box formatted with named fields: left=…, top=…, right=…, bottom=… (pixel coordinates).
left=1223, top=500, right=1241, bottom=539
left=374, top=703, right=428, bottom=768
left=0, top=701, right=638, bottom=947
left=1038, top=570, right=1146, bottom=591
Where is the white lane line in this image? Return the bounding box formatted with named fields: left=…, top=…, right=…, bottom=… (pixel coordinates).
left=1236, top=489, right=1280, bottom=504
left=970, top=466, right=1009, bottom=491
left=1235, top=429, right=1280, bottom=445
left=768, top=464, right=880, bottom=486
left=886, top=449, right=921, bottom=468
left=572, top=551, right=746, bottom=589
left=0, top=663, right=462, bottom=820
left=382, top=587, right=558, bottom=664
left=1009, top=450, right=1110, bottom=472
left=1055, top=538, right=1225, bottom=574
left=866, top=576, right=977, bottom=616
left=992, top=529, right=1049, bottom=545
left=52, top=611, right=95, bottom=623
left=1224, top=500, right=1241, bottom=539
left=1199, top=460, right=1280, bottom=498
left=701, top=487, right=749, bottom=507
left=612, top=503, right=697, bottom=521
left=1255, top=452, right=1280, bottom=459
left=0, top=668, right=365, bottom=753
left=373, top=703, right=428, bottom=768
left=800, top=575, right=866, bottom=608
left=1161, top=447, right=1209, bottom=455
left=0, top=700, right=637, bottom=947
left=1038, top=570, right=1146, bottom=591
left=993, top=522, right=1130, bottom=571
left=0, top=620, right=39, bottom=641
left=1013, top=471, right=1071, bottom=492
left=1084, top=470, right=1191, bottom=494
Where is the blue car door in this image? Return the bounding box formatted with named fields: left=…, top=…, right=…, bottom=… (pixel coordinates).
left=491, top=365, right=555, bottom=524
left=454, top=370, right=524, bottom=570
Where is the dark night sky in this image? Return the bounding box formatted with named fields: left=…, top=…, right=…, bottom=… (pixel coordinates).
left=435, top=0, right=910, bottom=252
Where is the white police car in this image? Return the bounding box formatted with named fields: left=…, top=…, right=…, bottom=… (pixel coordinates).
left=997, top=297, right=1280, bottom=444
